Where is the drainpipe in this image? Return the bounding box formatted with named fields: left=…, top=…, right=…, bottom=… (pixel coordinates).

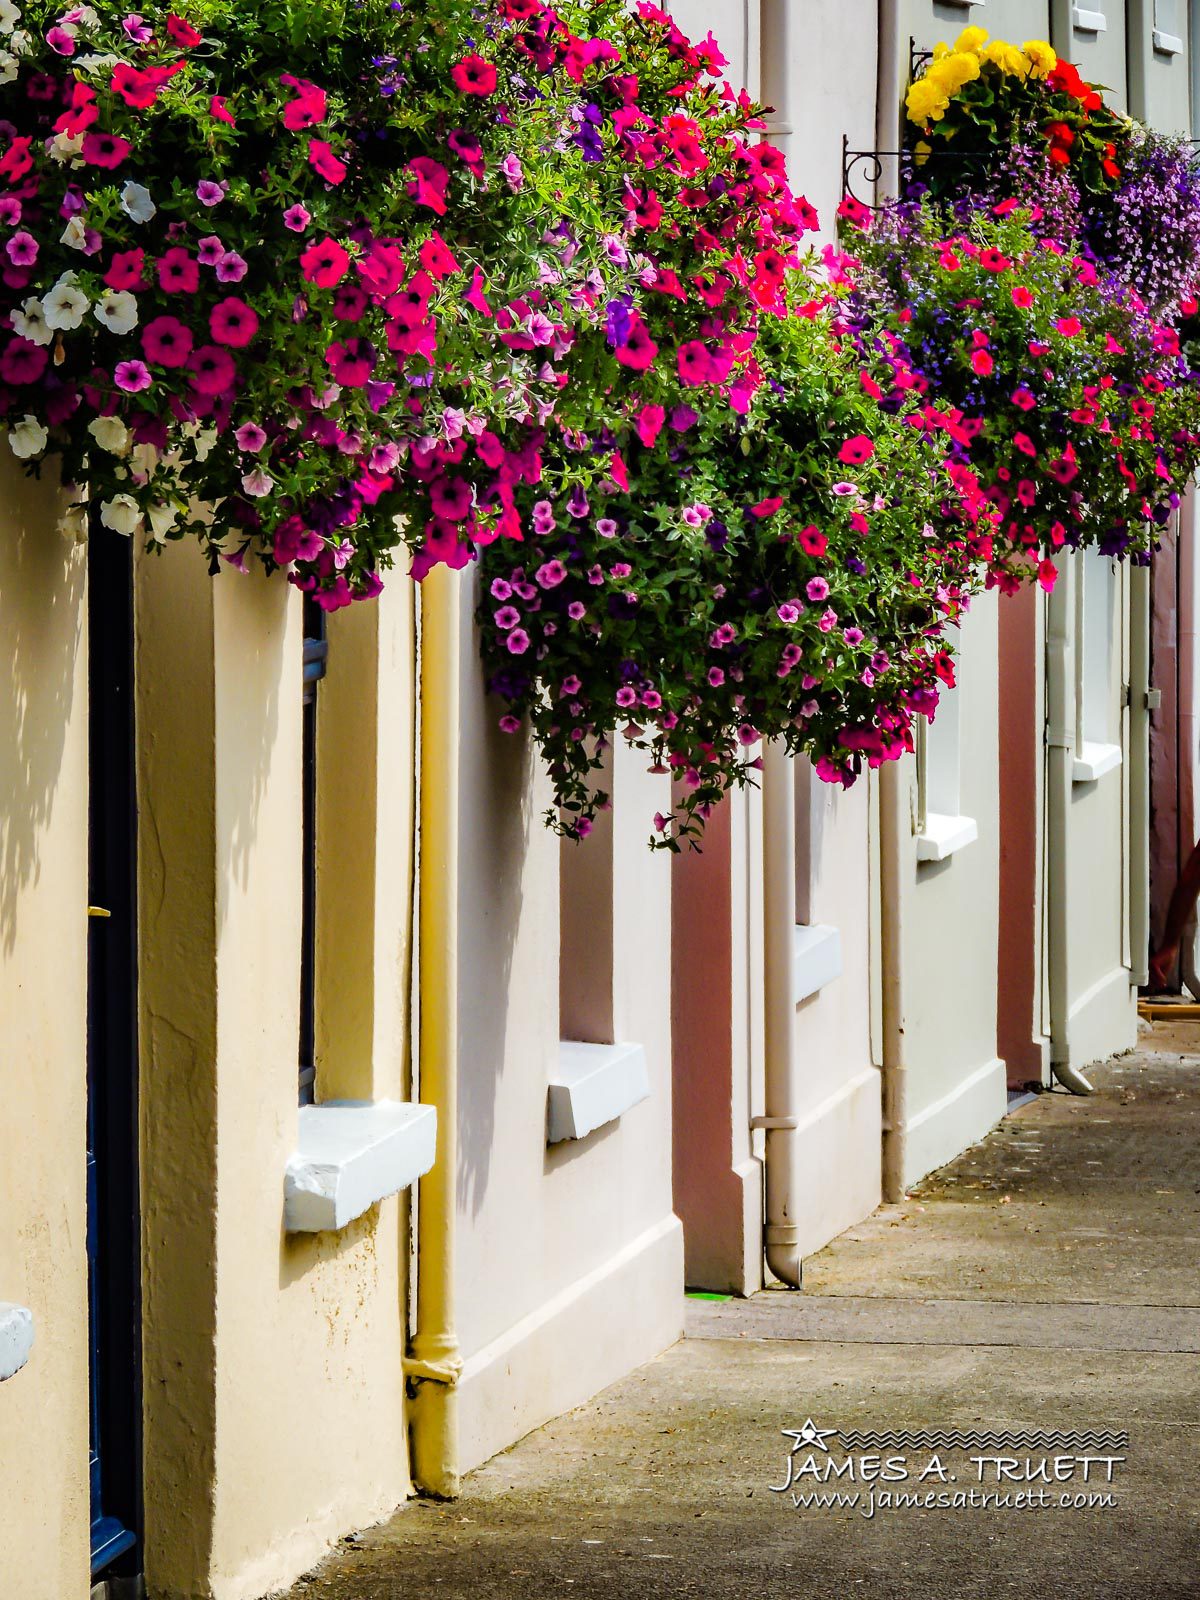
left=1047, top=561, right=1094, bottom=1094
left=404, top=562, right=462, bottom=1495
left=758, top=740, right=802, bottom=1288
left=879, top=759, right=908, bottom=1199
left=1177, top=492, right=1200, bottom=997
left=1128, top=563, right=1152, bottom=988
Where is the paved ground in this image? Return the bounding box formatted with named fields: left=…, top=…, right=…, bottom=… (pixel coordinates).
left=284, top=1023, right=1200, bottom=1599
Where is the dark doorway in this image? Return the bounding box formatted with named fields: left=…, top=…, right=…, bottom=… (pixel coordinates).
left=86, top=523, right=142, bottom=1580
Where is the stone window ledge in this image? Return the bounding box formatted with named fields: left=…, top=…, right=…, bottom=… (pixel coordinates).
left=548, top=1041, right=650, bottom=1143
left=284, top=1100, right=437, bottom=1233
left=0, top=1303, right=33, bottom=1381
left=1073, top=741, right=1122, bottom=784
left=916, top=812, right=979, bottom=864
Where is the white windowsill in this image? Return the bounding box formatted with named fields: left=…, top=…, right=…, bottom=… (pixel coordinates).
left=1072, top=741, right=1123, bottom=784
left=793, top=923, right=843, bottom=1005
left=0, top=1303, right=33, bottom=1381
left=549, top=1040, right=650, bottom=1143
left=915, top=812, right=978, bottom=863
left=1153, top=29, right=1183, bottom=53
left=284, top=1099, right=437, bottom=1233
left=1073, top=6, right=1107, bottom=30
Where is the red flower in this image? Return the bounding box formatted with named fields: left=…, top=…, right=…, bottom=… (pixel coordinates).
left=749, top=497, right=784, bottom=518
left=54, top=82, right=97, bottom=137
left=356, top=240, right=406, bottom=298
left=308, top=138, right=346, bottom=184
left=838, top=435, right=875, bottom=466
left=419, top=232, right=461, bottom=280
left=451, top=54, right=498, bottom=96
left=1054, top=316, right=1082, bottom=337
left=210, top=297, right=259, bottom=347
left=0, top=136, right=33, bottom=185
left=166, top=13, right=203, bottom=46
left=798, top=525, right=828, bottom=556
left=979, top=248, right=1011, bottom=273
left=971, top=349, right=994, bottom=376
left=210, top=95, right=235, bottom=125
left=300, top=237, right=350, bottom=288
left=1011, top=286, right=1034, bottom=309
left=111, top=61, right=184, bottom=109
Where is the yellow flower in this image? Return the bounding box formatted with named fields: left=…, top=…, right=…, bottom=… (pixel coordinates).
left=928, top=50, right=980, bottom=93
left=982, top=39, right=1031, bottom=77
left=954, top=25, right=989, bottom=53
left=1022, top=38, right=1057, bottom=78
left=913, top=139, right=932, bottom=167
left=932, top=40, right=951, bottom=60
left=905, top=78, right=950, bottom=125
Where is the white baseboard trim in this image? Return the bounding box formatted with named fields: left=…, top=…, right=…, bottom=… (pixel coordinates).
left=785, top=1066, right=882, bottom=1259
left=457, top=1214, right=684, bottom=1475
left=901, top=1055, right=1008, bottom=1190
left=1067, top=964, right=1136, bottom=1070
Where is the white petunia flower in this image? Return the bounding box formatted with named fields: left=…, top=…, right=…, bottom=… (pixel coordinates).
left=146, top=502, right=178, bottom=542
left=75, top=6, right=99, bottom=25
left=190, top=427, right=219, bottom=463
left=44, top=275, right=89, bottom=330
left=0, top=1, right=20, bottom=36
left=119, top=182, right=155, bottom=224
left=60, top=214, right=88, bottom=249
left=50, top=130, right=85, bottom=164
left=8, top=27, right=31, bottom=53
left=11, top=297, right=51, bottom=346
left=241, top=468, right=274, bottom=498
left=93, top=290, right=138, bottom=336
left=8, top=413, right=46, bottom=459
left=100, top=494, right=141, bottom=536
left=59, top=504, right=89, bottom=543
left=0, top=49, right=17, bottom=82
left=88, top=415, right=130, bottom=456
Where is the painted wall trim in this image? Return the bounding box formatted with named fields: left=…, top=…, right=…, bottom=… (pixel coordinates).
left=0, top=1303, right=33, bottom=1380
left=1153, top=29, right=1183, bottom=53
left=548, top=1040, right=650, bottom=1143
left=901, top=1055, right=1008, bottom=1190
left=1072, top=6, right=1108, bottom=30
left=915, top=812, right=979, bottom=863
left=792, top=923, right=842, bottom=1005
left=456, top=1215, right=683, bottom=1474
left=1072, top=740, right=1123, bottom=783
left=284, top=1100, right=437, bottom=1233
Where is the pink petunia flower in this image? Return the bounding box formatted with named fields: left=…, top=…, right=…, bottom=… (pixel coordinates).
left=280, top=76, right=327, bottom=131
left=283, top=203, right=311, bottom=233
left=115, top=359, right=152, bottom=392
left=196, top=180, right=228, bottom=207
left=300, top=237, right=350, bottom=288
left=105, top=248, right=145, bottom=291
left=407, top=156, right=450, bottom=215
left=83, top=132, right=131, bottom=169
left=234, top=422, right=267, bottom=453
left=451, top=54, right=498, bottom=95
left=308, top=138, right=347, bottom=185
left=838, top=435, right=875, bottom=466
left=157, top=247, right=200, bottom=294
left=187, top=344, right=236, bottom=395
left=325, top=336, right=375, bottom=386
left=210, top=297, right=259, bottom=347
left=6, top=231, right=36, bottom=266
left=215, top=251, right=247, bottom=283
left=142, top=315, right=193, bottom=367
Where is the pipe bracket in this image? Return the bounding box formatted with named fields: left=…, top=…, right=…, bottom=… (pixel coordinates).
left=750, top=1115, right=799, bottom=1130
left=403, top=1354, right=463, bottom=1387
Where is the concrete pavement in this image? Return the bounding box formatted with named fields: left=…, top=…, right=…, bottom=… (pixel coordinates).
left=282, top=1023, right=1200, bottom=1599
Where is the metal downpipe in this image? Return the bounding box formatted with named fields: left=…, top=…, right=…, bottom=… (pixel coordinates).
left=760, top=740, right=802, bottom=1288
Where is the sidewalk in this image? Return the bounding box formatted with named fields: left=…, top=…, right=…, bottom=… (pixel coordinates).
left=283, top=1023, right=1200, bottom=1600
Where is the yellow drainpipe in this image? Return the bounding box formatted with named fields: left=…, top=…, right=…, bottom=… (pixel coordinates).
left=405, top=561, right=462, bottom=1496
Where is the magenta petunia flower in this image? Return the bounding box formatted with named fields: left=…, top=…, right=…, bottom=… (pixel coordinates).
left=157, top=247, right=200, bottom=294
left=299, top=236, right=350, bottom=288
left=325, top=336, right=375, bottom=386
left=141, top=315, right=193, bottom=367
left=105, top=248, right=145, bottom=291
left=186, top=343, right=236, bottom=395
left=308, top=138, right=346, bottom=185
left=613, top=313, right=657, bottom=372
left=210, top=297, right=259, bottom=347
left=451, top=54, right=498, bottom=96
left=281, top=76, right=327, bottom=131
left=196, top=180, right=228, bottom=207
left=83, top=132, right=132, bottom=169
left=283, top=203, right=311, bottom=233
left=406, top=157, right=450, bottom=216
left=47, top=25, right=77, bottom=55
left=215, top=251, right=247, bottom=283
left=676, top=340, right=713, bottom=386
left=0, top=337, right=48, bottom=385
left=6, top=231, right=36, bottom=266
left=838, top=435, right=875, bottom=466
left=115, top=359, right=152, bottom=393
left=234, top=422, right=267, bottom=453
left=506, top=628, right=530, bottom=655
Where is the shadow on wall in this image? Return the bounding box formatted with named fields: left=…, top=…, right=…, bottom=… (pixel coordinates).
left=0, top=461, right=82, bottom=956
left=455, top=598, right=535, bottom=1221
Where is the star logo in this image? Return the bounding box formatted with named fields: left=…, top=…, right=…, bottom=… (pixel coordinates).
left=781, top=1419, right=838, bottom=1454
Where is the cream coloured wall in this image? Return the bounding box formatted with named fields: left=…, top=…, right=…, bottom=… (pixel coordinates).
left=0, top=464, right=90, bottom=1600
left=453, top=577, right=683, bottom=1473
left=890, top=592, right=1008, bottom=1189
left=136, top=548, right=414, bottom=1600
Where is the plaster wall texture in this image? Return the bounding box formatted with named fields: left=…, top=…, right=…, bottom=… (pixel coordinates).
left=453, top=578, right=683, bottom=1475
left=1127, top=0, right=1192, bottom=131
left=137, top=549, right=414, bottom=1600
left=896, top=591, right=1008, bottom=1188
left=1050, top=0, right=1128, bottom=110
left=0, top=464, right=91, bottom=1599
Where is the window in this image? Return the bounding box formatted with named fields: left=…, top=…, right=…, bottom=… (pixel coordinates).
left=299, top=595, right=327, bottom=1104
left=1073, top=4, right=1107, bottom=32
left=791, top=757, right=842, bottom=1003
left=1073, top=550, right=1122, bottom=782
left=915, top=680, right=977, bottom=862
left=1154, top=0, right=1183, bottom=51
